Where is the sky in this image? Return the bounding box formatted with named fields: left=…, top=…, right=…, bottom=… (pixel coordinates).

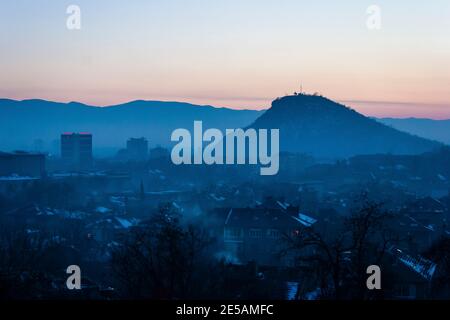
left=0, top=0, right=449, bottom=118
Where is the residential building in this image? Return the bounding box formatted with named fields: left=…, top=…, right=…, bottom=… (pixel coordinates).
left=61, top=132, right=93, bottom=170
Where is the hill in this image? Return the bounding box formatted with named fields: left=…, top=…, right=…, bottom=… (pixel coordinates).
left=248, top=94, right=440, bottom=158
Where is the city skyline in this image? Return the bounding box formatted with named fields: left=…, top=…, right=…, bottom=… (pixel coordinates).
left=2, top=2, right=450, bottom=305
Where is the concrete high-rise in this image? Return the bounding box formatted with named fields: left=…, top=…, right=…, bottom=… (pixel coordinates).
left=126, top=137, right=148, bottom=161
left=61, top=132, right=93, bottom=170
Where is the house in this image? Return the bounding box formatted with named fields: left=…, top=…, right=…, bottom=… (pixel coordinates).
left=386, top=247, right=436, bottom=299
left=218, top=207, right=310, bottom=266
left=85, top=216, right=139, bottom=243
left=407, top=197, right=446, bottom=215
left=0, top=151, right=46, bottom=177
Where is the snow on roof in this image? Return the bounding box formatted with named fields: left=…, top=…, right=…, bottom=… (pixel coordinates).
left=210, top=193, right=225, bottom=201
left=34, top=207, right=86, bottom=219
left=109, top=196, right=126, bottom=207
left=63, top=211, right=87, bottom=219
left=286, top=282, right=298, bottom=300
left=171, top=201, right=185, bottom=212
left=293, top=213, right=318, bottom=227
left=96, top=206, right=111, bottom=214
left=115, top=217, right=135, bottom=229
left=225, top=209, right=233, bottom=225
left=0, top=175, right=40, bottom=181
left=145, top=190, right=182, bottom=195
left=276, top=201, right=289, bottom=210
left=394, top=248, right=437, bottom=281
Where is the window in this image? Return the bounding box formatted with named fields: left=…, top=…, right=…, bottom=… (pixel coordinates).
left=395, top=284, right=416, bottom=299
left=249, top=228, right=264, bottom=238
left=224, top=227, right=242, bottom=239
left=267, top=229, right=282, bottom=239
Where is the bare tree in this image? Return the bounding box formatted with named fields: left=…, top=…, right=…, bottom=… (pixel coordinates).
left=0, top=228, right=54, bottom=299
left=345, top=200, right=397, bottom=298
left=423, top=237, right=450, bottom=298
left=111, top=204, right=213, bottom=299
left=283, top=197, right=397, bottom=300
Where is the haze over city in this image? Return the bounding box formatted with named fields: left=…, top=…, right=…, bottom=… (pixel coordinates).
left=4, top=0, right=450, bottom=305
left=1, top=0, right=450, bottom=118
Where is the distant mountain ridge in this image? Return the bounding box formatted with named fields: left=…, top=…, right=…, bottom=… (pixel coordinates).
left=377, top=117, right=450, bottom=145
left=0, top=95, right=443, bottom=159
left=0, top=99, right=263, bottom=155
left=248, top=94, right=441, bottom=158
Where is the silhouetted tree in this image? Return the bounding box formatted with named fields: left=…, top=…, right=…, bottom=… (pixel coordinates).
left=0, top=229, right=57, bottom=299
left=111, top=204, right=213, bottom=299
left=284, top=197, right=397, bottom=300
left=424, top=237, right=450, bottom=298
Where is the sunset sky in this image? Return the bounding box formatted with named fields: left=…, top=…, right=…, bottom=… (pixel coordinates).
left=1, top=0, right=449, bottom=118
